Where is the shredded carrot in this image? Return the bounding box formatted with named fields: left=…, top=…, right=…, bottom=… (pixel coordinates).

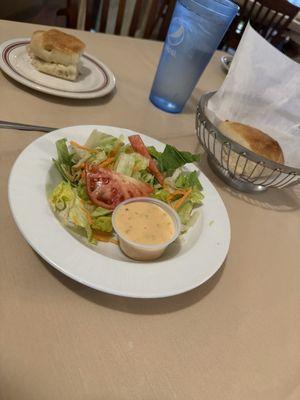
left=173, top=188, right=192, bottom=210
left=167, top=189, right=186, bottom=203
left=76, top=200, right=93, bottom=224
left=92, top=230, right=118, bottom=244
left=70, top=140, right=97, bottom=154
left=72, top=216, right=78, bottom=225
left=109, top=142, right=122, bottom=157
left=98, top=156, right=115, bottom=168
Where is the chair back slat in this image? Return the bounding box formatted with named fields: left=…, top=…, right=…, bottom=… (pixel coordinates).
left=258, top=6, right=272, bottom=28
left=144, top=0, right=164, bottom=39
left=263, top=9, right=279, bottom=35
left=220, top=0, right=299, bottom=50
left=253, top=3, right=264, bottom=21
left=266, top=13, right=287, bottom=39
left=129, top=0, right=142, bottom=37
left=99, top=0, right=110, bottom=33
left=247, top=0, right=259, bottom=18
left=257, top=0, right=298, bottom=15
left=114, top=0, right=127, bottom=35
left=240, top=0, right=250, bottom=17
left=157, top=0, right=176, bottom=41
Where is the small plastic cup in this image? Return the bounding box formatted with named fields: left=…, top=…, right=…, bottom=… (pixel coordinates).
left=112, top=197, right=181, bottom=261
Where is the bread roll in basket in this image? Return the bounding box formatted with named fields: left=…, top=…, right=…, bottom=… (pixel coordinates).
left=218, top=121, right=284, bottom=178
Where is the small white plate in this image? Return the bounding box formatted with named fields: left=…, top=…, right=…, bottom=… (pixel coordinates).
left=8, top=126, right=230, bottom=298
left=0, top=38, right=116, bottom=99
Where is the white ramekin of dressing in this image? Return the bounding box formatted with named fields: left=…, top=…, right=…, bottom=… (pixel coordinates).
left=112, top=197, right=181, bottom=261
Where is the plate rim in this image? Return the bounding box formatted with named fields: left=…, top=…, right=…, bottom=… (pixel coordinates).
left=8, top=125, right=231, bottom=298
left=0, top=38, right=116, bottom=99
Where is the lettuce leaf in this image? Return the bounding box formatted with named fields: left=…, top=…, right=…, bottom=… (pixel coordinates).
left=147, top=146, right=162, bottom=160
left=175, top=171, right=202, bottom=190
left=84, top=130, right=123, bottom=154
left=133, top=170, right=155, bottom=185
left=91, top=216, right=113, bottom=232
left=114, top=152, right=149, bottom=176
left=152, top=188, right=169, bottom=203
left=68, top=198, right=93, bottom=241
left=92, top=207, right=112, bottom=217
left=77, top=183, right=89, bottom=201
left=56, top=138, right=73, bottom=166
left=177, top=201, right=193, bottom=226
left=148, top=144, right=200, bottom=176
left=177, top=201, right=200, bottom=232
left=49, top=182, right=93, bottom=241
left=53, top=138, right=75, bottom=182
left=189, top=189, right=204, bottom=205
left=175, top=171, right=204, bottom=205
left=88, top=150, right=107, bottom=165
left=49, top=181, right=75, bottom=213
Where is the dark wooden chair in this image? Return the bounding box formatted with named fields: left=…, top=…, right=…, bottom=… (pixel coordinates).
left=58, top=0, right=176, bottom=40
left=220, top=0, right=299, bottom=51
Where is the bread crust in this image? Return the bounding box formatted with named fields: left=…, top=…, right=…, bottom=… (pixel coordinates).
left=32, top=29, right=85, bottom=55
left=218, top=121, right=284, bottom=164
left=29, top=29, right=85, bottom=67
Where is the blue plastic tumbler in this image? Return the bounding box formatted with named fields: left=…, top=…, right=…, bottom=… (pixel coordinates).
left=149, top=0, right=239, bottom=113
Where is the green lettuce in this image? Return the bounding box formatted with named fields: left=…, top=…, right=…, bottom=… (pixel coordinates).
left=84, top=130, right=123, bottom=154
left=49, top=181, right=93, bottom=241
left=177, top=201, right=200, bottom=232
left=177, top=201, right=193, bottom=226
left=91, top=207, right=112, bottom=217
left=88, top=200, right=113, bottom=233
left=114, top=152, right=149, bottom=177
left=175, top=171, right=202, bottom=190
left=152, top=189, right=169, bottom=203
left=49, top=180, right=75, bottom=213
left=91, top=216, right=112, bottom=232
left=175, top=171, right=204, bottom=206
left=56, top=138, right=73, bottom=166
left=77, top=183, right=89, bottom=201
left=69, top=198, right=93, bottom=240
left=133, top=170, right=155, bottom=185
left=147, top=146, right=162, bottom=160
left=53, top=138, right=75, bottom=182
left=88, top=150, right=107, bottom=164
left=148, top=144, right=200, bottom=176
left=189, top=189, right=204, bottom=205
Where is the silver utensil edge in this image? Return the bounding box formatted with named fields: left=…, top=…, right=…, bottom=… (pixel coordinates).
left=0, top=121, right=57, bottom=133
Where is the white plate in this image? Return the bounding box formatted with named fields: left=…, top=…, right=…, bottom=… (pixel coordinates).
left=0, top=38, right=116, bottom=99
left=8, top=126, right=230, bottom=298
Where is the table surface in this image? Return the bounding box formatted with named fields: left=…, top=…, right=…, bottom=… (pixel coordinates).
left=1, top=19, right=300, bottom=400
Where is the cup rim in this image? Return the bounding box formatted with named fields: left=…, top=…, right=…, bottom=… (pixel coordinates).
left=178, top=0, right=239, bottom=17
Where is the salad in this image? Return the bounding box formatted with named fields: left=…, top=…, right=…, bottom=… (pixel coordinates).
left=49, top=130, right=204, bottom=244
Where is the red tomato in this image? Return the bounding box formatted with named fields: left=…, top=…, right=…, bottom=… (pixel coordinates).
left=85, top=165, right=153, bottom=209
left=128, top=135, right=164, bottom=185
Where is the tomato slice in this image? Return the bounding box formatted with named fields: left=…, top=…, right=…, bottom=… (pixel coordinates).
left=128, top=135, right=164, bottom=185
left=85, top=165, right=153, bottom=209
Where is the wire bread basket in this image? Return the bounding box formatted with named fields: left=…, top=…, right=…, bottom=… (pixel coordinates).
left=196, top=91, right=300, bottom=193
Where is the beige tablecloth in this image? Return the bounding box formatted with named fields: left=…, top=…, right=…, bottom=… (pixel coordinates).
left=0, top=19, right=300, bottom=400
